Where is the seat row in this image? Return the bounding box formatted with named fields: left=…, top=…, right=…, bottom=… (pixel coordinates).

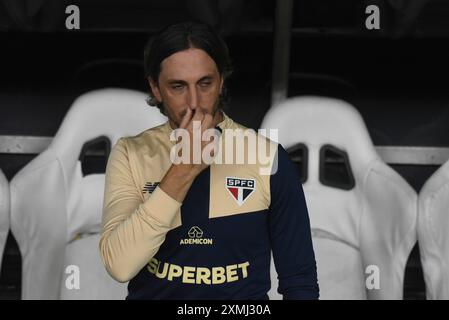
left=0, top=90, right=447, bottom=299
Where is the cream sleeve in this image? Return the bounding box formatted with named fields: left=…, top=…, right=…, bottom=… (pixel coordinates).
left=99, top=138, right=181, bottom=283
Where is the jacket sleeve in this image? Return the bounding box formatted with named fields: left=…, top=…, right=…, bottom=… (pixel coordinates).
left=268, top=144, right=319, bottom=299
left=99, top=138, right=181, bottom=283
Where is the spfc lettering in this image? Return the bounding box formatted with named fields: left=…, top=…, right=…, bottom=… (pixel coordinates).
left=226, top=177, right=255, bottom=206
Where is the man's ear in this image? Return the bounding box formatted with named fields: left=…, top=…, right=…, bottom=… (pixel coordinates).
left=148, top=78, right=162, bottom=102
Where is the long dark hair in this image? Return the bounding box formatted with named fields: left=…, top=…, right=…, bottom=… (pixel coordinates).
left=143, top=21, right=233, bottom=114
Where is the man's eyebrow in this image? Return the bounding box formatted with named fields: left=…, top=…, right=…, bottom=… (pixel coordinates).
left=197, top=75, right=214, bottom=82
left=166, top=79, right=187, bottom=85
left=166, top=75, right=215, bottom=84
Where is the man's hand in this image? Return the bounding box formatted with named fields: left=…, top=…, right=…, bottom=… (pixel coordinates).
left=177, top=107, right=219, bottom=175
left=159, top=108, right=219, bottom=203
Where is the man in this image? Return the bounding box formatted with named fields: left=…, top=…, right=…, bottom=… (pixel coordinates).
left=100, top=21, right=319, bottom=299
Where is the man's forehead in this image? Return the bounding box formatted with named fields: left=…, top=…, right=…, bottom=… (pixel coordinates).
left=159, top=48, right=219, bottom=80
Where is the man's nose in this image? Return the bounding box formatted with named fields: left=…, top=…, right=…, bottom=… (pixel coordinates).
left=186, top=86, right=199, bottom=110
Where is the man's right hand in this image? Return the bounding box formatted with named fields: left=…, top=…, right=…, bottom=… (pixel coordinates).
left=158, top=108, right=220, bottom=203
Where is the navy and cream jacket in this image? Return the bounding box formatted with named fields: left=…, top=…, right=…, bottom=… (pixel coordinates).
left=100, top=113, right=319, bottom=299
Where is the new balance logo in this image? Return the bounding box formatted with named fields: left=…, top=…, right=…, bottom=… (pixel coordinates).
left=142, top=182, right=160, bottom=194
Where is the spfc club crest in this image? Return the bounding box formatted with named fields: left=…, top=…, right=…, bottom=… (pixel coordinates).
left=226, top=177, right=256, bottom=206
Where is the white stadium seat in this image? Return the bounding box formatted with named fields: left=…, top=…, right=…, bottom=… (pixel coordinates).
left=261, top=96, right=417, bottom=299
left=10, top=88, right=167, bottom=299
left=0, top=169, right=9, bottom=275
left=418, top=160, right=449, bottom=299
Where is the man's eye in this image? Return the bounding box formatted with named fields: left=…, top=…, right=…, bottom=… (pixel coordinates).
left=171, top=84, right=184, bottom=90
left=199, top=81, right=211, bottom=87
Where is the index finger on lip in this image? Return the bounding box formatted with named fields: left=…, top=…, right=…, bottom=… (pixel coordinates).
left=179, top=108, right=193, bottom=129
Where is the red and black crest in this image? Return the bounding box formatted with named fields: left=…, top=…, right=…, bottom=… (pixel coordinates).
left=226, top=177, right=256, bottom=206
